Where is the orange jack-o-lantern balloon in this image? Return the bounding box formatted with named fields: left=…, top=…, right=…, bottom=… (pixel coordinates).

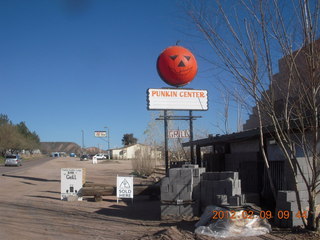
left=157, top=46, right=198, bottom=87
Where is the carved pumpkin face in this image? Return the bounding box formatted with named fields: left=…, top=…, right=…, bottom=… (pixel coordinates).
left=157, top=46, right=198, bottom=87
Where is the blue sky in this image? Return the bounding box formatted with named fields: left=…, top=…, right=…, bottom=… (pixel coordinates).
left=0, top=0, right=241, bottom=149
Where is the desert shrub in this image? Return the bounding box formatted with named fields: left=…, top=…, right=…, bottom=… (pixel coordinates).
left=132, top=148, right=158, bottom=176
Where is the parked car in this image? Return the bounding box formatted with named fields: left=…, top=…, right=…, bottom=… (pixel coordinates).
left=5, top=154, right=22, bottom=166
left=93, top=153, right=107, bottom=160
left=80, top=154, right=89, bottom=161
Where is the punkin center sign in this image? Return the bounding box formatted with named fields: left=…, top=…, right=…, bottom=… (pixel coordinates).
left=147, top=88, right=208, bottom=111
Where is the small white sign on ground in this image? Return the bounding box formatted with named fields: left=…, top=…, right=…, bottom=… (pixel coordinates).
left=92, top=156, right=98, bottom=164
left=61, top=168, right=84, bottom=201
left=117, top=175, right=133, bottom=203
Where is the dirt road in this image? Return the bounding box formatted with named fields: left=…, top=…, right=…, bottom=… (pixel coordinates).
left=0, top=157, right=167, bottom=240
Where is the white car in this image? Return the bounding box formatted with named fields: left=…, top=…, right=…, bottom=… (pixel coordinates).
left=5, top=154, right=22, bottom=166
left=93, top=154, right=107, bottom=160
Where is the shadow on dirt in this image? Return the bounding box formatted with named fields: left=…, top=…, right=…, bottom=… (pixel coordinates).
left=26, top=195, right=61, bottom=201
left=84, top=198, right=119, bottom=203
left=41, top=190, right=60, bottom=194
left=20, top=181, right=36, bottom=185
left=2, top=174, right=59, bottom=182
left=95, top=196, right=161, bottom=221
left=159, top=220, right=198, bottom=233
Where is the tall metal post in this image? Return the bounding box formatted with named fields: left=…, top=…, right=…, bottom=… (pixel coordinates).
left=104, top=126, right=111, bottom=159
left=108, top=128, right=110, bottom=149
left=164, top=110, right=169, bottom=175
left=189, top=110, right=194, bottom=164
left=108, top=128, right=110, bottom=159
left=81, top=130, right=84, bottom=154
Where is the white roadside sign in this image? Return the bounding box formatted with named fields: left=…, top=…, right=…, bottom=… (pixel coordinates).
left=147, top=88, right=208, bottom=111
left=61, top=168, right=84, bottom=201
left=117, top=175, right=133, bottom=203
left=92, top=156, right=98, bottom=164
left=94, top=131, right=107, bottom=137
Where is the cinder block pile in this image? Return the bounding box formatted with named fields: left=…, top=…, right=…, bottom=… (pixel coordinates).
left=200, top=171, right=243, bottom=210
left=160, top=164, right=205, bottom=219
left=275, top=190, right=307, bottom=227
left=274, top=158, right=315, bottom=228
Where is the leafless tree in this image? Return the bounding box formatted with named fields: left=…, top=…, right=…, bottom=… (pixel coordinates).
left=187, top=0, right=320, bottom=230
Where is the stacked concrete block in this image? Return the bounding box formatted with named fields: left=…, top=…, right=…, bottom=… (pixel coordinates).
left=160, top=165, right=205, bottom=219
left=160, top=204, right=180, bottom=218
left=274, top=156, right=319, bottom=228
left=229, top=195, right=242, bottom=206
left=161, top=202, right=199, bottom=220
left=275, top=190, right=308, bottom=228
left=183, top=164, right=206, bottom=201
left=241, top=193, right=260, bottom=205
left=214, top=194, right=228, bottom=205
left=160, top=177, right=172, bottom=201
left=168, top=168, right=193, bottom=201
left=200, top=171, right=243, bottom=210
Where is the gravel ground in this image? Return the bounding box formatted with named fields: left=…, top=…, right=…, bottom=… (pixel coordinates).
left=0, top=157, right=319, bottom=240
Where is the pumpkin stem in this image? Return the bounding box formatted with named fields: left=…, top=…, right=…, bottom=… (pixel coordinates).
left=176, top=40, right=181, bottom=46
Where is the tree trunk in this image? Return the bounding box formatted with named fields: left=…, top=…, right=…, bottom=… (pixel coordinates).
left=307, top=190, right=317, bottom=230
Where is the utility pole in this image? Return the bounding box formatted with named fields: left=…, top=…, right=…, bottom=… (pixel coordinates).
left=104, top=126, right=110, bottom=159
left=81, top=130, right=85, bottom=154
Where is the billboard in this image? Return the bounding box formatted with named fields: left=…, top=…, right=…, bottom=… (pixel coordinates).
left=94, top=131, right=107, bottom=137
left=147, top=88, right=208, bottom=111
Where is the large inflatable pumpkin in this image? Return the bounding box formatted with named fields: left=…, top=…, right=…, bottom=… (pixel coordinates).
left=157, top=46, right=198, bottom=87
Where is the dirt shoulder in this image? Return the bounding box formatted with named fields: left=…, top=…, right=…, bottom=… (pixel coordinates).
left=0, top=157, right=319, bottom=240
left=0, top=157, right=162, bottom=240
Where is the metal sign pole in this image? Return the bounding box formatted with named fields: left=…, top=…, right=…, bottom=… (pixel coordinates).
left=116, top=174, right=119, bottom=204
left=164, top=110, right=169, bottom=176
left=156, top=112, right=201, bottom=169
left=189, top=110, right=194, bottom=164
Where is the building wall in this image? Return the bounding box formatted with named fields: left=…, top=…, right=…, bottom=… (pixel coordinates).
left=111, top=149, right=125, bottom=159
left=126, top=144, right=140, bottom=159
left=230, top=140, right=259, bottom=153
left=111, top=144, right=161, bottom=160
left=243, top=40, right=320, bottom=130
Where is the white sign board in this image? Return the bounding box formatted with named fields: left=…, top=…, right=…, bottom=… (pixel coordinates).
left=94, top=131, right=107, bottom=137
left=147, top=88, right=208, bottom=111
left=61, top=168, right=83, bottom=201
left=117, top=175, right=133, bottom=201
left=92, top=156, right=98, bottom=164
left=168, top=129, right=190, bottom=138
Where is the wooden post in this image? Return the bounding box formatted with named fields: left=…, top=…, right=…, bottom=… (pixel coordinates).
left=164, top=110, right=169, bottom=175
left=189, top=110, right=194, bottom=164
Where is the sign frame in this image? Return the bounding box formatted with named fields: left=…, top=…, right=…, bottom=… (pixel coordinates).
left=147, top=88, right=208, bottom=111
left=116, top=175, right=134, bottom=203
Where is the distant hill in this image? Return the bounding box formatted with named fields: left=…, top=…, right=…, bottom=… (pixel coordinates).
left=40, top=142, right=82, bottom=155
left=40, top=142, right=106, bottom=155
left=85, top=147, right=107, bottom=154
